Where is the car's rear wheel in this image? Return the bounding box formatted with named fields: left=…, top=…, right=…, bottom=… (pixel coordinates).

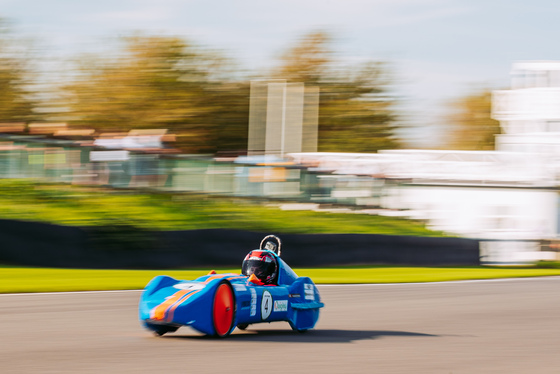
left=212, top=282, right=235, bottom=337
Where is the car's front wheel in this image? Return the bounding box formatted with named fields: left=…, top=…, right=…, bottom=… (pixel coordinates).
left=212, top=281, right=235, bottom=337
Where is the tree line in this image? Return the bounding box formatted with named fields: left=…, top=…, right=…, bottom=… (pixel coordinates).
left=0, top=20, right=498, bottom=154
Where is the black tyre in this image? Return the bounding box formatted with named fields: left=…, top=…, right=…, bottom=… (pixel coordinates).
left=147, top=324, right=178, bottom=337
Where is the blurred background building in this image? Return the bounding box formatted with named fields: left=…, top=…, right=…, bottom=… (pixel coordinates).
left=292, top=61, right=560, bottom=264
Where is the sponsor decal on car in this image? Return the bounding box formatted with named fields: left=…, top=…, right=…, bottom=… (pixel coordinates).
left=233, top=284, right=247, bottom=291
left=273, top=300, right=288, bottom=312
left=304, top=283, right=315, bottom=301
left=250, top=288, right=257, bottom=317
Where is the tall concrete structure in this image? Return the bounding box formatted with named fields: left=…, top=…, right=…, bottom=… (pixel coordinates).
left=248, top=81, right=319, bottom=156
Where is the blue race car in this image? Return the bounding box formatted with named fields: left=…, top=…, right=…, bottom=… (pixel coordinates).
left=139, top=235, right=324, bottom=337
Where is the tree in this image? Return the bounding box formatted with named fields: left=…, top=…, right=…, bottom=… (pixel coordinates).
left=60, top=31, right=400, bottom=155
left=445, top=89, right=501, bottom=150
left=62, top=35, right=249, bottom=153
left=274, top=31, right=331, bottom=85
left=0, top=20, right=37, bottom=122
left=272, top=30, right=400, bottom=153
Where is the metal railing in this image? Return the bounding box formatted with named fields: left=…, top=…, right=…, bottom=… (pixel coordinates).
left=0, top=135, right=388, bottom=208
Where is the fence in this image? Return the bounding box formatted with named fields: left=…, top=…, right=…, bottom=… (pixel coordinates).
left=0, top=220, right=480, bottom=268
left=0, top=134, right=389, bottom=208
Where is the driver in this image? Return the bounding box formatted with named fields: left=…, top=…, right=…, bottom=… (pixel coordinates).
left=241, top=250, right=278, bottom=285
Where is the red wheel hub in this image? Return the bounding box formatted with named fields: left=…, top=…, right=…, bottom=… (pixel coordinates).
left=213, top=283, right=234, bottom=337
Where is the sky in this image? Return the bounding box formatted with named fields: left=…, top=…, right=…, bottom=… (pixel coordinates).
left=1, top=0, right=560, bottom=147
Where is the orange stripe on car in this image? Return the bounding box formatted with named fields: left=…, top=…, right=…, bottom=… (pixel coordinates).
left=151, top=290, right=193, bottom=321
left=151, top=275, right=245, bottom=322
left=203, top=274, right=244, bottom=283
left=166, top=290, right=200, bottom=322
left=163, top=276, right=228, bottom=321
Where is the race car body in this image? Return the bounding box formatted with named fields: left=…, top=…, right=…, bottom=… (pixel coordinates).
left=138, top=236, right=324, bottom=337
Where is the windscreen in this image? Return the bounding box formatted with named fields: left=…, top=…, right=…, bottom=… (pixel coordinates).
left=242, top=259, right=276, bottom=280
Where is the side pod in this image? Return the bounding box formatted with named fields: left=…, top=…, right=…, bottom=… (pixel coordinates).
left=287, top=277, right=324, bottom=331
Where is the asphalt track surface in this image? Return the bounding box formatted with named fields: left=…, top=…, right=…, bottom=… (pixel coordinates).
left=2, top=277, right=560, bottom=374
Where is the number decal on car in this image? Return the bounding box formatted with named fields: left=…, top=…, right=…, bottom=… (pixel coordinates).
left=173, top=282, right=204, bottom=291
left=261, top=290, right=273, bottom=320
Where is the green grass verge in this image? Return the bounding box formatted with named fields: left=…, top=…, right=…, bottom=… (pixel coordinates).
left=300, top=266, right=560, bottom=284
left=0, top=179, right=447, bottom=236
left=2, top=266, right=560, bottom=293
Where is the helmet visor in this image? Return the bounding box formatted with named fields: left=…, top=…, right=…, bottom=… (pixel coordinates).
left=242, top=259, right=276, bottom=281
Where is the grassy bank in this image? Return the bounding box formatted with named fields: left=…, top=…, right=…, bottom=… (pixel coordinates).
left=2, top=266, right=560, bottom=293
left=0, top=180, right=446, bottom=236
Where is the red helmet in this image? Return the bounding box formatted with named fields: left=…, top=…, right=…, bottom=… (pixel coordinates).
left=242, top=250, right=278, bottom=285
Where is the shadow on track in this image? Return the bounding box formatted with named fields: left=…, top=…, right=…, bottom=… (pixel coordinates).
left=164, top=329, right=438, bottom=343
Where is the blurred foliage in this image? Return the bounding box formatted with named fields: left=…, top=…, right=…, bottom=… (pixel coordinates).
left=59, top=35, right=250, bottom=154
left=0, top=23, right=401, bottom=154
left=273, top=31, right=400, bottom=152
left=0, top=20, right=37, bottom=122
left=49, top=30, right=400, bottom=154
left=445, top=89, right=501, bottom=150
left=0, top=179, right=447, bottom=236
left=274, top=31, right=331, bottom=84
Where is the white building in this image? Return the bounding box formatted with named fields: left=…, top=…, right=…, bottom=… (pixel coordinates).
left=290, top=61, right=560, bottom=264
